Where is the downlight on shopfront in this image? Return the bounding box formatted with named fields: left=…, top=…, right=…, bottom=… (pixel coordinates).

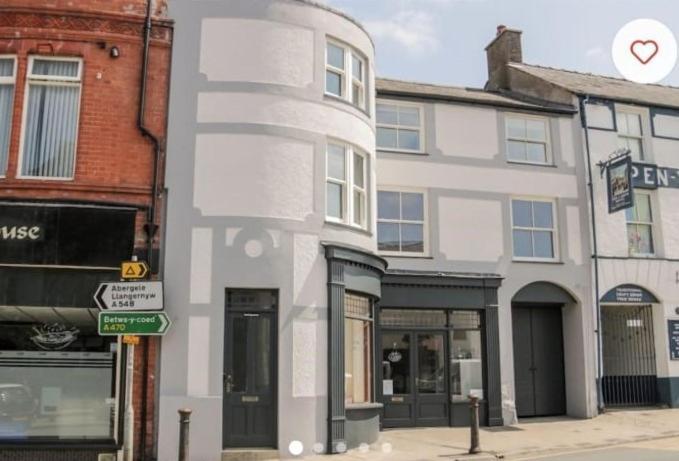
left=0, top=202, right=135, bottom=446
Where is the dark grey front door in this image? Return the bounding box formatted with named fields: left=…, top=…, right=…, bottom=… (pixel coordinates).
left=223, top=290, right=277, bottom=448
left=382, top=330, right=448, bottom=427
left=512, top=305, right=566, bottom=417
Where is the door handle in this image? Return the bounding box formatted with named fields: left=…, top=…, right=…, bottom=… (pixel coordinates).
left=224, top=374, right=233, bottom=394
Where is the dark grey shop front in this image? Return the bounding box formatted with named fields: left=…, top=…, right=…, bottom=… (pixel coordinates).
left=378, top=271, right=503, bottom=428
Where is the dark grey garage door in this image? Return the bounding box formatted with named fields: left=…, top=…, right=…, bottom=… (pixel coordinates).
left=512, top=305, right=566, bottom=417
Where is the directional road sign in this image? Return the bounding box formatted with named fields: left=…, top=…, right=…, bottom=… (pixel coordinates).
left=94, top=281, right=164, bottom=311
left=98, top=311, right=171, bottom=336
left=121, top=261, right=149, bottom=279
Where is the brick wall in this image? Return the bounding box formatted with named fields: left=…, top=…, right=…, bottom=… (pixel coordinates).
left=0, top=3, right=172, bottom=460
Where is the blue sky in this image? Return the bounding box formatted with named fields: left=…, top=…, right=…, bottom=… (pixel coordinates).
left=323, top=0, right=679, bottom=88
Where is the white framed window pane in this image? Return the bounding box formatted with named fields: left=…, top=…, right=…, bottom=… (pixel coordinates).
left=513, top=229, right=533, bottom=257
left=352, top=84, right=360, bottom=105
left=326, top=70, right=342, bottom=96
left=377, top=222, right=400, bottom=251
left=626, top=113, right=642, bottom=136
left=32, top=59, right=79, bottom=77
left=526, top=142, right=547, bottom=163
left=616, top=113, right=628, bottom=133
left=627, top=138, right=643, bottom=160
left=635, top=195, right=652, bottom=222
left=22, top=84, right=79, bottom=178
left=398, top=107, right=420, bottom=127
left=0, top=59, right=13, bottom=76
left=378, top=191, right=400, bottom=220
left=353, top=153, right=364, bottom=188
left=353, top=190, right=365, bottom=225
left=0, top=84, right=13, bottom=174
left=351, top=54, right=362, bottom=81
left=628, top=224, right=653, bottom=254
left=327, top=182, right=343, bottom=219
left=398, top=129, right=420, bottom=151
left=327, top=144, right=345, bottom=180
left=533, top=230, right=554, bottom=258
left=533, top=202, right=553, bottom=229
left=377, top=127, right=398, bottom=149
left=512, top=200, right=533, bottom=227
left=526, top=120, right=546, bottom=141
left=377, top=104, right=398, bottom=124
left=506, top=118, right=525, bottom=139
left=401, top=192, right=423, bottom=221
left=327, top=43, right=344, bottom=69
left=507, top=140, right=527, bottom=161
left=401, top=223, right=423, bottom=252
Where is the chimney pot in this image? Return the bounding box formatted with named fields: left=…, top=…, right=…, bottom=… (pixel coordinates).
left=497, top=25, right=506, bottom=36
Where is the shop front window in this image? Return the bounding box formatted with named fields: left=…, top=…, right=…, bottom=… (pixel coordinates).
left=450, top=311, right=483, bottom=402
left=344, top=293, right=373, bottom=405
left=0, top=306, right=117, bottom=440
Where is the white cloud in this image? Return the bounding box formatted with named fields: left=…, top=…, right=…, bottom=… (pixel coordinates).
left=585, top=46, right=604, bottom=58
left=364, top=10, right=439, bottom=55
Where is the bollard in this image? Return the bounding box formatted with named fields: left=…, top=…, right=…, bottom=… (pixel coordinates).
left=178, top=408, right=192, bottom=461
left=468, top=395, right=481, bottom=454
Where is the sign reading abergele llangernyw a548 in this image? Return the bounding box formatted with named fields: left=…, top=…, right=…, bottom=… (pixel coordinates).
left=94, top=281, right=164, bottom=311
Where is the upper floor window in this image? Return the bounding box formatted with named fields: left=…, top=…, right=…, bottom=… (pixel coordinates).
left=325, top=40, right=366, bottom=110
left=616, top=111, right=644, bottom=161
left=505, top=116, right=550, bottom=164
left=326, top=142, right=368, bottom=229
left=378, top=189, right=426, bottom=255
left=626, top=192, right=654, bottom=255
left=20, top=57, right=82, bottom=179
left=0, top=56, right=16, bottom=177
left=511, top=198, right=557, bottom=260
left=376, top=103, right=423, bottom=153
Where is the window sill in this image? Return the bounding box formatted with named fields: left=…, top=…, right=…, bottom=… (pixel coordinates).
left=346, top=402, right=383, bottom=410
left=512, top=258, right=564, bottom=265
left=628, top=253, right=656, bottom=258
left=324, top=219, right=372, bottom=236
left=379, top=253, right=432, bottom=259
left=377, top=149, right=428, bottom=156
left=323, top=93, right=370, bottom=118
left=506, top=159, right=556, bottom=168
left=15, top=175, right=75, bottom=181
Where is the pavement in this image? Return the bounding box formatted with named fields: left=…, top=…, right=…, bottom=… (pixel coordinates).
left=307, top=408, right=679, bottom=461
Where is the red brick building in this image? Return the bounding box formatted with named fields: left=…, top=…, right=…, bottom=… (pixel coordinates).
left=0, top=1, right=172, bottom=460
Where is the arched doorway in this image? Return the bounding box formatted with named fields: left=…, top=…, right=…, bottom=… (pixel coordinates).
left=512, top=282, right=575, bottom=417
left=600, top=284, right=659, bottom=406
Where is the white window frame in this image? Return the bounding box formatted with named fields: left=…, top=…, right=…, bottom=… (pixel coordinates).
left=325, top=38, right=367, bottom=110
left=376, top=100, right=425, bottom=154
left=377, top=187, right=429, bottom=257
left=17, top=55, right=83, bottom=181
left=626, top=191, right=655, bottom=257
left=326, top=140, right=369, bottom=230
left=510, top=197, right=559, bottom=262
left=0, top=55, right=17, bottom=178
left=616, top=108, right=647, bottom=161
left=504, top=114, right=552, bottom=166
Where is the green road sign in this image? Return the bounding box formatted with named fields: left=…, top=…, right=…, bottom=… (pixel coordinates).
left=98, top=311, right=171, bottom=336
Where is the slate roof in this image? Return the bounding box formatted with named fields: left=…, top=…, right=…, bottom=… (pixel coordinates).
left=376, top=77, right=575, bottom=113
left=510, top=63, right=679, bottom=109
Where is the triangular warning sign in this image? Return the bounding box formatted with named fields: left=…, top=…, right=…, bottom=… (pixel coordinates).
left=125, top=266, right=136, bottom=276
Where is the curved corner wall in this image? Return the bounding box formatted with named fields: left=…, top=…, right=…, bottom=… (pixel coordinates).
left=159, top=1, right=378, bottom=459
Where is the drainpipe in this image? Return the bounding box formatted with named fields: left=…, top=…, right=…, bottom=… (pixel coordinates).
left=137, top=1, right=163, bottom=459
left=578, top=95, right=605, bottom=414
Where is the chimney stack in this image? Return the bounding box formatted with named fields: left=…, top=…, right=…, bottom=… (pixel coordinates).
left=485, top=25, right=523, bottom=90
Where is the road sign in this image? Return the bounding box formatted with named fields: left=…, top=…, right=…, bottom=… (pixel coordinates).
left=121, top=261, right=149, bottom=279
left=94, top=281, right=164, bottom=311
left=122, top=335, right=140, bottom=345
left=98, top=312, right=171, bottom=336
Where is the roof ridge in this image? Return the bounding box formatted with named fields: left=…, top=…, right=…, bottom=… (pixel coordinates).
left=376, top=76, right=485, bottom=93
left=512, top=62, right=679, bottom=90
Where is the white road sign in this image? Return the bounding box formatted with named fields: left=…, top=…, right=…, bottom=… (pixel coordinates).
left=94, top=281, right=164, bottom=311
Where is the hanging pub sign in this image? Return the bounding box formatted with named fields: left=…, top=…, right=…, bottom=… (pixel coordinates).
left=668, top=320, right=679, bottom=361
left=606, top=155, right=634, bottom=213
